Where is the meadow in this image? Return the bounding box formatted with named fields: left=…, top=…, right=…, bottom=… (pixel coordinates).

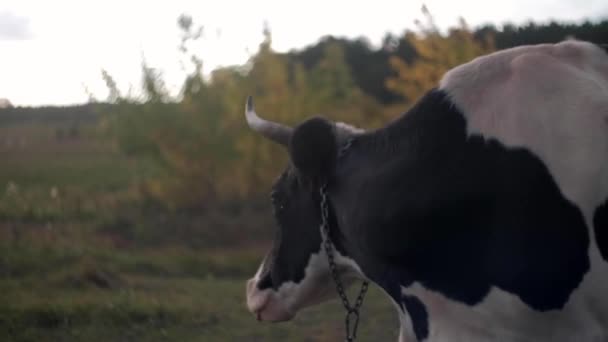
left=0, top=117, right=399, bottom=341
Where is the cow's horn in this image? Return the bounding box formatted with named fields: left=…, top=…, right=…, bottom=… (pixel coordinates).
left=245, top=96, right=292, bottom=146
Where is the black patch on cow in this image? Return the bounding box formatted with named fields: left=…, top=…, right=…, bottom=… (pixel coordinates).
left=256, top=171, right=324, bottom=290
left=402, top=294, right=429, bottom=341
left=334, top=88, right=590, bottom=312
left=594, top=199, right=608, bottom=261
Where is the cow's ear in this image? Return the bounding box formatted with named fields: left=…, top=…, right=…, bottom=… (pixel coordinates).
left=288, top=116, right=338, bottom=183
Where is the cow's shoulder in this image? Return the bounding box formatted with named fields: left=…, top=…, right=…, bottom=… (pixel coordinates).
left=343, top=87, right=590, bottom=309
left=439, top=39, right=608, bottom=216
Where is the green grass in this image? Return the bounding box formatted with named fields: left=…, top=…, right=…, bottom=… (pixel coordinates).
left=0, top=242, right=400, bottom=342
left=0, top=124, right=136, bottom=191
left=0, top=278, right=399, bottom=342
left=0, top=123, right=162, bottom=223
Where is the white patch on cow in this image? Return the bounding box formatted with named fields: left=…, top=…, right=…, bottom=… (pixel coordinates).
left=440, top=40, right=608, bottom=254
left=246, top=232, right=367, bottom=322
left=336, top=121, right=365, bottom=134
left=392, top=39, right=608, bottom=341
left=397, top=281, right=608, bottom=342
left=335, top=121, right=365, bottom=145
left=439, top=39, right=608, bottom=219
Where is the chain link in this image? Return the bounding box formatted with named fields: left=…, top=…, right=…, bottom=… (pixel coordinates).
left=338, top=137, right=354, bottom=159
left=320, top=180, right=369, bottom=342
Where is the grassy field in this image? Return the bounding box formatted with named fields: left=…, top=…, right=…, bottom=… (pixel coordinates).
left=0, top=242, right=399, bottom=341
left=0, top=120, right=400, bottom=341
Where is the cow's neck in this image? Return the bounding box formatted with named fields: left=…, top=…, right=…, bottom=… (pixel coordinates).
left=331, top=91, right=482, bottom=296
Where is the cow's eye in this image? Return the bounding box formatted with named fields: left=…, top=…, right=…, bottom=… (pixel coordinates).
left=270, top=191, right=278, bottom=204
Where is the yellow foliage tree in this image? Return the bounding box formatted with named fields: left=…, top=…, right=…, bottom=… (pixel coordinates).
left=386, top=6, right=495, bottom=105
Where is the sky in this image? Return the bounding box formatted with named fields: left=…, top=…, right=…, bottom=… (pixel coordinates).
left=0, top=0, right=606, bottom=107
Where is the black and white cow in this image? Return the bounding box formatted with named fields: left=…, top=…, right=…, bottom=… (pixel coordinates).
left=245, top=40, right=608, bottom=341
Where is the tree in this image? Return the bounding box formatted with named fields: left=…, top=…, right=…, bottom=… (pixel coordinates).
left=386, top=6, right=495, bottom=105
left=0, top=98, right=13, bottom=108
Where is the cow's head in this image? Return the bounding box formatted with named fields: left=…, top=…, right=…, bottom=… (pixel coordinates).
left=244, top=97, right=364, bottom=322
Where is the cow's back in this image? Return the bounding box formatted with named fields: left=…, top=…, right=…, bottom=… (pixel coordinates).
left=440, top=39, right=608, bottom=217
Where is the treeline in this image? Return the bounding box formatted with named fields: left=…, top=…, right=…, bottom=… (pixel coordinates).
left=289, top=18, right=608, bottom=104
left=0, top=103, right=103, bottom=125
left=6, top=10, right=607, bottom=211
left=93, top=11, right=608, bottom=211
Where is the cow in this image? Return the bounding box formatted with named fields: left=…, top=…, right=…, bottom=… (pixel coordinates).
left=244, top=39, right=608, bottom=341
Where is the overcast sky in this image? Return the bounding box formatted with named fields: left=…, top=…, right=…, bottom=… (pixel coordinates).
left=0, top=0, right=606, bottom=106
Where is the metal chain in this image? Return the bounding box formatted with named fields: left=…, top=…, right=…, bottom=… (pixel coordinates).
left=338, top=137, right=355, bottom=159
left=319, top=174, right=369, bottom=341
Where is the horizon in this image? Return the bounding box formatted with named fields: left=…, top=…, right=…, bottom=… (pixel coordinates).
left=1, top=0, right=607, bottom=107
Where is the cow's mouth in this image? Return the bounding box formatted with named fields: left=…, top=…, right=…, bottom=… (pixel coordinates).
left=246, top=278, right=296, bottom=322
left=254, top=303, right=295, bottom=322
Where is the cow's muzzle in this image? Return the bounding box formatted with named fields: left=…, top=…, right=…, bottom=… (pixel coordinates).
left=246, top=277, right=295, bottom=322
